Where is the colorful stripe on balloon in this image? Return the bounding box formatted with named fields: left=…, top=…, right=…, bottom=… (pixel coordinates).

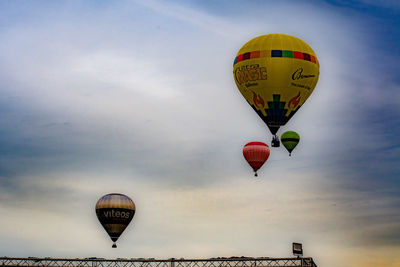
left=233, top=50, right=318, bottom=66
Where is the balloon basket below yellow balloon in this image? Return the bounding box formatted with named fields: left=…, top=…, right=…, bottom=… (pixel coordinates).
left=271, top=135, right=280, bottom=147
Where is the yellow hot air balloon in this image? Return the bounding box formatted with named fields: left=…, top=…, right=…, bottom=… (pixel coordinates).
left=233, top=34, right=319, bottom=147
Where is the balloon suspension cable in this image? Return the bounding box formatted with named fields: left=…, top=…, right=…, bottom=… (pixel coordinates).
left=289, top=152, right=291, bottom=156
left=112, top=243, right=117, bottom=248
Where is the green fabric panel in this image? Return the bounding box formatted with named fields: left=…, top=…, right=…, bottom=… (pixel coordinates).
left=281, top=141, right=297, bottom=152
left=282, top=50, right=294, bottom=58
left=281, top=131, right=300, bottom=140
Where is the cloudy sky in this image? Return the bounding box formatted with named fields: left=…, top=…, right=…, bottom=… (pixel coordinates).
left=0, top=1, right=399, bottom=266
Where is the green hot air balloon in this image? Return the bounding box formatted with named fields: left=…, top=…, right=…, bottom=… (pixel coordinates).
left=281, top=131, right=300, bottom=156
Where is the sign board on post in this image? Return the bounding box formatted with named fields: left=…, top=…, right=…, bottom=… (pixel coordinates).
left=292, top=242, right=303, bottom=256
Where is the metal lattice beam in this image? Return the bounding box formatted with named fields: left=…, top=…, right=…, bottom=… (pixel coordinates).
left=0, top=257, right=316, bottom=267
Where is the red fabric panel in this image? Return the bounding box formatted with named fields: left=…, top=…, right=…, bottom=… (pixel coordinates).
left=293, top=51, right=304, bottom=59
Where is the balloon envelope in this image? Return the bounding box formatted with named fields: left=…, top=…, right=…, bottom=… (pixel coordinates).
left=233, top=34, right=319, bottom=136
left=281, top=131, right=300, bottom=155
left=243, top=142, right=270, bottom=176
left=95, top=193, right=136, bottom=248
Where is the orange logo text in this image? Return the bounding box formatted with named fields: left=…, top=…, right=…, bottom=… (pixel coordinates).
left=235, top=65, right=267, bottom=85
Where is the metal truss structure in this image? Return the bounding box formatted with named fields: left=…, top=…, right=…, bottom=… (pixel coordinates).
left=0, top=257, right=317, bottom=267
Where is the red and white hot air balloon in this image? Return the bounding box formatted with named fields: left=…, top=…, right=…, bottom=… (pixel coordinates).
left=243, top=142, right=270, bottom=177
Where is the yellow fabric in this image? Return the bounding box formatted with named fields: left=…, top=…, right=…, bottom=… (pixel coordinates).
left=233, top=34, right=319, bottom=123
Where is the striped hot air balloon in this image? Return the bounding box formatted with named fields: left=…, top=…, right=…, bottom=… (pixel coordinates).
left=95, top=193, right=136, bottom=248
left=243, top=142, right=270, bottom=177
left=281, top=131, right=300, bottom=156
